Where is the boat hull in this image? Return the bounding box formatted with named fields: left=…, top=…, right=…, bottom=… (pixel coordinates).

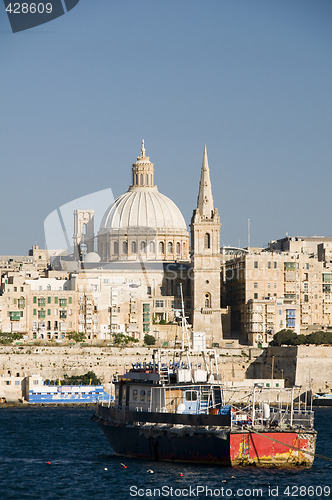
left=93, top=405, right=316, bottom=468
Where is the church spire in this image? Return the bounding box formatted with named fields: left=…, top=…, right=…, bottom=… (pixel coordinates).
left=197, top=145, right=214, bottom=218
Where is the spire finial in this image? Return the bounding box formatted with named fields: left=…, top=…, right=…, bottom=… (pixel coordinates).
left=141, top=139, right=145, bottom=158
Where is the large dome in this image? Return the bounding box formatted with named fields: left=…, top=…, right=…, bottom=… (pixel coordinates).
left=97, top=140, right=190, bottom=262
left=100, top=186, right=187, bottom=232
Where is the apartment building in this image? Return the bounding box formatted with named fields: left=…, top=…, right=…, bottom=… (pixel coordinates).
left=222, top=237, right=332, bottom=346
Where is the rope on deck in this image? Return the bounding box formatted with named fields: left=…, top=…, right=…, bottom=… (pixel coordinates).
left=248, top=428, right=332, bottom=463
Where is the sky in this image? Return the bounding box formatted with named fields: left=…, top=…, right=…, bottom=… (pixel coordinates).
left=0, top=0, right=331, bottom=255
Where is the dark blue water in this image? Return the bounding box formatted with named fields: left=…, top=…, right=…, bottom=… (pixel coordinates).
left=0, top=407, right=331, bottom=499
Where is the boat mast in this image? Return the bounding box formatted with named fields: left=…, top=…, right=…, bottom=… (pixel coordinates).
left=180, top=283, right=191, bottom=350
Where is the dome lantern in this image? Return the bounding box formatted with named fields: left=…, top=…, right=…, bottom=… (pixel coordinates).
left=131, top=139, right=155, bottom=188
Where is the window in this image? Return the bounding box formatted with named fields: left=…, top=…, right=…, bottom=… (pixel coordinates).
left=132, top=389, right=138, bottom=401
left=47, top=309, right=51, bottom=316
left=140, top=174, right=143, bottom=185
left=155, top=300, right=164, bottom=307
left=141, top=241, right=146, bottom=253
left=204, top=233, right=211, bottom=249
left=323, top=284, right=331, bottom=293
left=14, top=287, right=17, bottom=292
left=122, top=241, right=128, bottom=254
left=33, top=309, right=37, bottom=316
left=185, top=390, right=197, bottom=402
left=323, top=273, right=331, bottom=283
left=305, top=263, right=309, bottom=270
left=254, top=282, right=258, bottom=289
left=254, top=293, right=258, bottom=299
left=304, top=294, right=308, bottom=302
left=274, top=262, right=277, bottom=269
left=18, top=298, right=25, bottom=308
left=33, top=296, right=37, bottom=304
left=176, top=242, right=180, bottom=254
left=38, top=298, right=45, bottom=307
left=60, top=310, right=67, bottom=319
left=54, top=297, right=58, bottom=304
left=286, top=309, right=296, bottom=328
left=159, top=242, right=164, bottom=254
left=150, top=241, right=155, bottom=253
left=114, top=241, right=119, bottom=254
left=204, top=293, right=211, bottom=308
left=59, top=298, right=67, bottom=307
left=167, top=242, right=173, bottom=253
left=47, top=297, right=51, bottom=304
left=69, top=297, right=72, bottom=304
left=143, top=324, right=150, bottom=332
left=131, top=241, right=137, bottom=253
left=285, top=262, right=296, bottom=271
left=145, top=174, right=149, bottom=185
left=38, top=310, right=46, bottom=319
left=254, top=261, right=258, bottom=269
left=267, top=261, right=271, bottom=269
left=147, top=286, right=151, bottom=295
left=140, top=390, right=146, bottom=402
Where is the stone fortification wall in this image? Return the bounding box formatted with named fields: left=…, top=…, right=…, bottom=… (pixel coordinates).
left=0, top=345, right=330, bottom=393
left=247, top=346, right=332, bottom=393
left=0, top=346, right=254, bottom=384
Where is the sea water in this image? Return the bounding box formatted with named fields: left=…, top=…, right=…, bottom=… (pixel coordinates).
left=0, top=406, right=331, bottom=499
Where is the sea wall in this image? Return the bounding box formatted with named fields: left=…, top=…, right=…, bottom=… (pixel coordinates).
left=0, top=345, right=331, bottom=394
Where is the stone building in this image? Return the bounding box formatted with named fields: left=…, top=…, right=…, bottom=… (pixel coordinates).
left=222, top=239, right=332, bottom=346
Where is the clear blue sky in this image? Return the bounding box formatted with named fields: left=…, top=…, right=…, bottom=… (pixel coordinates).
left=0, top=0, right=331, bottom=254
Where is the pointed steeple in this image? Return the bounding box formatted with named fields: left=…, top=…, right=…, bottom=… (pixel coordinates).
left=197, top=145, right=214, bottom=218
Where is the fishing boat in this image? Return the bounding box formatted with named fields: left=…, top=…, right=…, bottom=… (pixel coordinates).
left=92, top=287, right=317, bottom=467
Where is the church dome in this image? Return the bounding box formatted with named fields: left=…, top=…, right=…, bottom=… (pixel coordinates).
left=97, top=140, right=189, bottom=262
left=100, top=187, right=187, bottom=232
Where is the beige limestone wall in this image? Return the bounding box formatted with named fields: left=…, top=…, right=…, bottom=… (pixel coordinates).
left=0, top=345, right=253, bottom=385
left=0, top=345, right=330, bottom=393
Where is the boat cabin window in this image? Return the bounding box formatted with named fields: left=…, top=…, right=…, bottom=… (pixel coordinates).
left=140, top=390, right=146, bottom=402
left=132, top=389, right=138, bottom=401
left=115, top=386, right=119, bottom=401
left=185, top=390, right=198, bottom=402
left=147, top=390, right=151, bottom=402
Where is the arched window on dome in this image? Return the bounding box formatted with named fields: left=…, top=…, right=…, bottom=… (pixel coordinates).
left=168, top=242, right=173, bottom=253
left=123, top=241, right=128, bottom=254
left=131, top=241, right=137, bottom=253
left=159, top=242, right=164, bottom=254
left=135, top=174, right=138, bottom=186
left=176, top=242, right=180, bottom=255
left=205, top=293, right=211, bottom=308
left=140, top=174, right=143, bottom=185
left=141, top=241, right=146, bottom=253
left=150, top=174, right=153, bottom=185
left=146, top=174, right=149, bottom=185
left=204, top=233, right=211, bottom=249
left=114, top=241, right=119, bottom=254
left=150, top=241, right=155, bottom=253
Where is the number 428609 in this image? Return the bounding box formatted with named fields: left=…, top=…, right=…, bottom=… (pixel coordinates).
left=6, top=3, right=53, bottom=14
